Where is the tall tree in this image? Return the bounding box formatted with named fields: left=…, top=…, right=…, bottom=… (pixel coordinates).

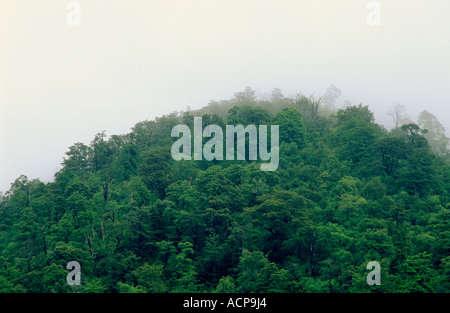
left=323, top=84, right=341, bottom=109
left=388, top=102, right=410, bottom=129
left=273, top=107, right=306, bottom=149
left=233, top=87, right=257, bottom=106
left=418, top=110, right=449, bottom=155
left=62, top=142, right=92, bottom=175
left=334, top=105, right=382, bottom=167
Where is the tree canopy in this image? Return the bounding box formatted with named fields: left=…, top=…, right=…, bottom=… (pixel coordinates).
left=0, top=88, right=449, bottom=293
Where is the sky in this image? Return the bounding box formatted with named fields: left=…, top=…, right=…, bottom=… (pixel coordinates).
left=1, top=0, right=449, bottom=192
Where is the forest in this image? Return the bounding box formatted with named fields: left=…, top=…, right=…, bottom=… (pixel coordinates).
left=0, top=87, right=449, bottom=293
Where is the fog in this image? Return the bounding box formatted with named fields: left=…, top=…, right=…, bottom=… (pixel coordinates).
left=1, top=0, right=449, bottom=192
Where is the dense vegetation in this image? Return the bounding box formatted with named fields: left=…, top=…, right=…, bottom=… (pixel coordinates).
left=1, top=87, right=449, bottom=293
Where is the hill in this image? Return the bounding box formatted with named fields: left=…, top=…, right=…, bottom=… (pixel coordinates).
left=0, top=88, right=449, bottom=293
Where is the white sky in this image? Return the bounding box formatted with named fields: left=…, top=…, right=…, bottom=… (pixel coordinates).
left=1, top=0, right=450, bottom=192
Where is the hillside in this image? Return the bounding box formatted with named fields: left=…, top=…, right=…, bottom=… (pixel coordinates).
left=0, top=88, right=449, bottom=293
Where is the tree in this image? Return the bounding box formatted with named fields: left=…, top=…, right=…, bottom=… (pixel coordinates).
left=242, top=190, right=311, bottom=262
left=254, top=262, right=291, bottom=292
left=397, top=143, right=439, bottom=196
left=273, top=107, right=306, bottom=149
left=0, top=276, right=26, bottom=293
left=392, top=252, right=439, bottom=292
left=139, top=147, right=172, bottom=198
left=80, top=277, right=108, bottom=293
left=418, top=110, right=449, bottom=155
left=374, top=136, right=408, bottom=176
left=132, top=263, right=167, bottom=293
left=194, top=166, right=245, bottom=212
left=42, top=264, right=70, bottom=293
left=337, top=103, right=375, bottom=125
left=127, top=176, right=153, bottom=209
left=215, top=276, right=236, bottom=293
left=227, top=105, right=272, bottom=126
left=400, top=123, right=428, bottom=145
left=335, top=117, right=381, bottom=166
left=197, top=231, right=229, bottom=283
left=130, top=120, right=157, bottom=149
left=323, top=84, right=341, bottom=109
left=170, top=242, right=199, bottom=292
left=62, top=142, right=92, bottom=175
left=293, top=94, right=323, bottom=121
left=236, top=250, right=269, bottom=293
left=113, top=144, right=139, bottom=182
left=7, top=175, right=30, bottom=208
left=269, top=88, right=292, bottom=110
left=90, top=131, right=113, bottom=172
left=388, top=102, right=410, bottom=129
left=116, top=281, right=146, bottom=293
left=233, top=87, right=257, bottom=106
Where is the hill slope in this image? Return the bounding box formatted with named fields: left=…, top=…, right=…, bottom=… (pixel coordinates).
left=0, top=89, right=449, bottom=293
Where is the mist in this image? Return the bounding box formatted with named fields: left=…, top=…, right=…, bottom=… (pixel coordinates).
left=1, top=0, right=449, bottom=192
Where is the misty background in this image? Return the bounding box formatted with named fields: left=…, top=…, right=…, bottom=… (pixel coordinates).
left=1, top=0, right=449, bottom=192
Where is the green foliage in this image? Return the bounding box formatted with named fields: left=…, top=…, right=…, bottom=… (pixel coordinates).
left=0, top=90, right=448, bottom=293
left=132, top=263, right=167, bottom=293
left=274, top=108, right=306, bottom=149
left=227, top=105, right=272, bottom=126
left=334, top=105, right=383, bottom=168
left=215, top=276, right=236, bottom=293
left=418, top=110, right=450, bottom=156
